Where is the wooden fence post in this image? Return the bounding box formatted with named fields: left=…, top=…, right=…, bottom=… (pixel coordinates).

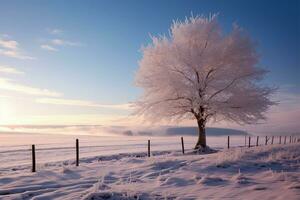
left=32, top=144, right=36, bottom=172
left=256, top=136, right=259, bottom=146
left=284, top=136, right=287, bottom=144
left=76, top=139, right=79, bottom=166
left=148, top=140, right=150, bottom=157
left=181, top=137, right=185, bottom=154
left=265, top=136, right=268, bottom=145
left=290, top=136, right=292, bottom=143
left=248, top=137, right=251, bottom=148
left=279, top=136, right=281, bottom=144
left=227, top=136, right=230, bottom=149
left=271, top=136, right=274, bottom=145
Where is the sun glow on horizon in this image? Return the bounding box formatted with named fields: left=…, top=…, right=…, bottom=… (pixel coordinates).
left=0, top=97, right=17, bottom=124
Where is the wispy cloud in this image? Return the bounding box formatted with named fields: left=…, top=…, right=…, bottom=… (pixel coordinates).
left=36, top=97, right=132, bottom=110
left=0, top=65, right=24, bottom=75
left=0, top=49, right=35, bottom=60
left=40, top=44, right=58, bottom=52
left=0, top=114, right=130, bottom=126
left=41, top=28, right=83, bottom=53
left=0, top=38, right=35, bottom=60
left=0, top=39, right=18, bottom=49
left=47, top=28, right=63, bottom=35
left=51, top=39, right=82, bottom=47
left=0, top=78, right=62, bottom=97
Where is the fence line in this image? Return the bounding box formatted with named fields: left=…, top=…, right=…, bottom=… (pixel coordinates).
left=21, top=135, right=300, bottom=173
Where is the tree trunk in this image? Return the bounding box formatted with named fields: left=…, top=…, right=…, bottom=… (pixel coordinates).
left=195, top=119, right=206, bottom=149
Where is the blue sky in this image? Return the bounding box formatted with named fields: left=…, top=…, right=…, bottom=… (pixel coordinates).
left=0, top=0, right=299, bottom=128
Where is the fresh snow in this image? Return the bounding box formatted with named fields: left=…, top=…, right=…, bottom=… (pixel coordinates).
left=0, top=141, right=299, bottom=199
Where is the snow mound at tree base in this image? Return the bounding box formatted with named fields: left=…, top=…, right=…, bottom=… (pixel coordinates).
left=192, top=145, right=218, bottom=154
left=83, top=191, right=173, bottom=200
left=83, top=191, right=136, bottom=200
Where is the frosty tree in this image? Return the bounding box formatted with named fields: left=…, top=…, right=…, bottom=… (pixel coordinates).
left=134, top=15, right=275, bottom=150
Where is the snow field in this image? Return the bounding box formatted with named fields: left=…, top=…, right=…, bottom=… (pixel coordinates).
left=0, top=143, right=299, bottom=199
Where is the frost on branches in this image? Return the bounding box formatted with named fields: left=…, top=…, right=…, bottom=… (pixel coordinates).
left=134, top=15, right=275, bottom=150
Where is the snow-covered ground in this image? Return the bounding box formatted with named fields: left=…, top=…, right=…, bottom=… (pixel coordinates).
left=0, top=140, right=299, bottom=199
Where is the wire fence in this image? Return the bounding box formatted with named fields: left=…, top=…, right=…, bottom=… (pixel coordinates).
left=1, top=135, right=299, bottom=173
